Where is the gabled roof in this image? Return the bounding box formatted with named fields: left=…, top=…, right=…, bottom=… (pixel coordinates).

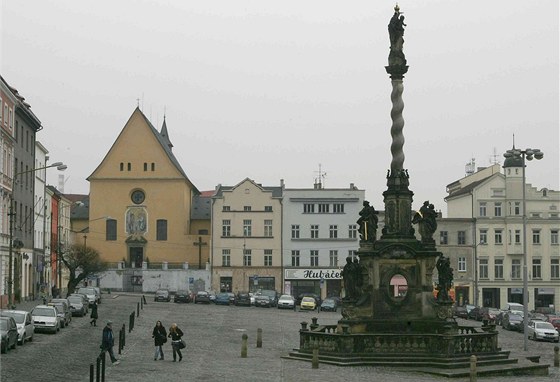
left=444, top=177, right=490, bottom=201
left=87, top=108, right=199, bottom=194
left=213, top=178, right=283, bottom=198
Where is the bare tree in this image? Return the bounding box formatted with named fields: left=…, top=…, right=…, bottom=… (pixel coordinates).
left=61, top=244, right=108, bottom=295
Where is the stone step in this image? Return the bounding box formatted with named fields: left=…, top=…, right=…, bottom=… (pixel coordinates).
left=282, top=351, right=549, bottom=377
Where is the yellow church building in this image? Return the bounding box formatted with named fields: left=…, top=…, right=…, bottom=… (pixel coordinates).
left=86, top=108, right=210, bottom=273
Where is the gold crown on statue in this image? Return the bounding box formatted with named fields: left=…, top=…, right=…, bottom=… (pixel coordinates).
left=394, top=4, right=400, bottom=13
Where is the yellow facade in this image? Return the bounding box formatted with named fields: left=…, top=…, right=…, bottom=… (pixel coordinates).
left=86, top=108, right=210, bottom=267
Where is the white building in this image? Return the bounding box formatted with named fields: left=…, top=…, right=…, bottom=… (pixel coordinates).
left=444, top=159, right=559, bottom=311
left=282, top=181, right=364, bottom=299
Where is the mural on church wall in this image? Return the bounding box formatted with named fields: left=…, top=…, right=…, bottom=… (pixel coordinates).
left=126, top=207, right=148, bottom=236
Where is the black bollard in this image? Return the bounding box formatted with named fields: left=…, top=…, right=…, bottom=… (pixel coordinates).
left=143, top=295, right=147, bottom=304
left=96, top=356, right=101, bottom=382
left=90, top=364, right=94, bottom=382
left=137, top=302, right=140, bottom=317
left=241, top=333, right=248, bottom=358
left=141, top=298, right=143, bottom=310
left=122, top=324, right=126, bottom=347
left=101, top=351, right=106, bottom=382
left=256, top=328, right=262, bottom=348
left=118, top=329, right=122, bottom=354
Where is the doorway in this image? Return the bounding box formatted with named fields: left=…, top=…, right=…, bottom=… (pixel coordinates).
left=129, top=247, right=144, bottom=268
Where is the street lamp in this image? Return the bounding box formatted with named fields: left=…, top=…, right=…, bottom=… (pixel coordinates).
left=7, top=162, right=67, bottom=306
left=503, top=147, right=543, bottom=352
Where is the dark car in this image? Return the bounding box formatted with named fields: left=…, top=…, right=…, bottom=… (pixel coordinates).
left=453, top=305, right=468, bottom=319
left=502, top=312, right=524, bottom=331
left=235, top=292, right=252, bottom=307
left=0, top=316, right=18, bottom=354
left=255, top=295, right=272, bottom=308
left=467, top=306, right=481, bottom=320
left=320, top=298, right=338, bottom=312
left=195, top=291, right=211, bottom=304
left=174, top=290, right=191, bottom=303
left=154, top=289, right=171, bottom=302
left=227, top=292, right=236, bottom=305
left=215, top=292, right=231, bottom=305
left=257, top=290, right=278, bottom=307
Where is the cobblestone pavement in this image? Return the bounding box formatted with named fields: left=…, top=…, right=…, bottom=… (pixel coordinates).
left=1, top=294, right=558, bottom=382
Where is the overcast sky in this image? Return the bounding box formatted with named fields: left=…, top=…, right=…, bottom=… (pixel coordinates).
left=2, top=0, right=558, bottom=215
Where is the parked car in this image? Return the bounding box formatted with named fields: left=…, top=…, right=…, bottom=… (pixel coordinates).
left=483, top=308, right=501, bottom=322
left=547, top=317, right=560, bottom=332
left=0, top=310, right=34, bottom=344
left=92, top=287, right=102, bottom=304
left=249, top=293, right=255, bottom=306
left=227, top=292, right=236, bottom=305
left=320, top=298, right=338, bottom=312
left=194, top=291, right=211, bottom=304
left=527, top=320, right=559, bottom=342
left=529, top=312, right=548, bottom=322
left=300, top=296, right=317, bottom=311
left=254, top=295, right=272, bottom=308
left=296, top=293, right=321, bottom=307
left=277, top=295, right=295, bottom=309
left=208, top=291, right=217, bottom=303
left=154, top=289, right=171, bottom=302
left=215, top=293, right=231, bottom=305
left=467, top=306, right=480, bottom=320
left=235, top=292, right=252, bottom=307
left=502, top=312, right=523, bottom=332
left=77, top=287, right=98, bottom=306
left=257, top=290, right=279, bottom=307
left=0, top=316, right=18, bottom=353
left=453, top=305, right=468, bottom=319
left=67, top=295, right=87, bottom=316
left=174, top=290, right=191, bottom=303
left=31, top=305, right=60, bottom=334
left=50, top=299, right=72, bottom=327
left=68, top=293, right=89, bottom=314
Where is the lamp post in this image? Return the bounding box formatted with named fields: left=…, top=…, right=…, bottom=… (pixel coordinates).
left=7, top=162, right=67, bottom=306
left=503, top=147, right=543, bottom=351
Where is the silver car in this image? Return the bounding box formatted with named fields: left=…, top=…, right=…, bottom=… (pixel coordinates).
left=49, top=300, right=72, bottom=328
left=31, top=305, right=60, bottom=334
left=0, top=310, right=34, bottom=344
left=77, top=287, right=97, bottom=306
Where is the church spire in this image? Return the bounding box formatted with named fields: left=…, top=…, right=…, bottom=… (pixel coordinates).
left=160, top=115, right=174, bottom=150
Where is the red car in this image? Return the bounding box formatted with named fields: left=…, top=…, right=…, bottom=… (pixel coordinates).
left=547, top=316, right=560, bottom=331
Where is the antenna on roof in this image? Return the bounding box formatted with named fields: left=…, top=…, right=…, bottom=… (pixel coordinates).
left=465, top=158, right=475, bottom=176
left=489, top=147, right=501, bottom=165
left=314, top=164, right=327, bottom=189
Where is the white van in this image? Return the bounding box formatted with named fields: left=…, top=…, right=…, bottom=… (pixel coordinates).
left=505, top=302, right=525, bottom=316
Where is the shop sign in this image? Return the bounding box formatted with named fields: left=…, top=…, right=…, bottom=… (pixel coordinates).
left=537, top=288, right=555, bottom=295
left=284, top=268, right=342, bottom=280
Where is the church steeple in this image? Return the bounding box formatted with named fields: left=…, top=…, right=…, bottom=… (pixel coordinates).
left=160, top=115, right=174, bottom=150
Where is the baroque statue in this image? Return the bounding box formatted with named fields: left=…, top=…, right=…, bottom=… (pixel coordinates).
left=388, top=4, right=407, bottom=67
left=357, top=200, right=379, bottom=243
left=412, top=201, right=438, bottom=242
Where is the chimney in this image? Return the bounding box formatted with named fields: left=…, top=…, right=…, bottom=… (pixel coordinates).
left=280, top=179, right=285, bottom=189
left=350, top=183, right=355, bottom=190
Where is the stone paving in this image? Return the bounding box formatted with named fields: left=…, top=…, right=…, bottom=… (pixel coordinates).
left=1, top=294, right=559, bottom=382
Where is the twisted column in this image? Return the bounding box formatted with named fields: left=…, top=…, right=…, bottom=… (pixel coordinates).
left=390, top=79, right=405, bottom=171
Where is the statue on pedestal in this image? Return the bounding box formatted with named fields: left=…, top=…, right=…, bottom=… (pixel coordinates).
left=436, top=254, right=454, bottom=301
left=342, top=256, right=359, bottom=300
left=357, top=201, right=379, bottom=243
left=412, top=201, right=438, bottom=242
left=388, top=4, right=407, bottom=67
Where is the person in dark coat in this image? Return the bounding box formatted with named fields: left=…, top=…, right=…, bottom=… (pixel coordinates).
left=101, top=320, right=119, bottom=364
left=90, top=301, right=99, bottom=326
left=152, top=320, right=167, bottom=360
left=168, top=323, right=184, bottom=362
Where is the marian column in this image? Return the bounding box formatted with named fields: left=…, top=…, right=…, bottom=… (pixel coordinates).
left=382, top=4, right=414, bottom=239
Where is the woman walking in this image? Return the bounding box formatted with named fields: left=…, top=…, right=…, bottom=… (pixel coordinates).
left=90, top=301, right=98, bottom=326
left=168, top=323, right=184, bottom=362
left=152, top=321, right=167, bottom=360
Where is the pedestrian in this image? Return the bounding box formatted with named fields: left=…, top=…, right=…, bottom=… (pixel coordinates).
left=90, top=301, right=98, bottom=326
left=152, top=320, right=167, bottom=361
left=101, top=320, right=120, bottom=365
left=168, top=323, right=184, bottom=362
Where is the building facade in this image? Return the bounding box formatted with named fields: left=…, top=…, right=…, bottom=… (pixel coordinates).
left=86, top=108, right=210, bottom=291
left=211, top=178, right=283, bottom=293
left=282, top=182, right=365, bottom=300
left=445, top=161, right=560, bottom=310
left=0, top=76, right=17, bottom=306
